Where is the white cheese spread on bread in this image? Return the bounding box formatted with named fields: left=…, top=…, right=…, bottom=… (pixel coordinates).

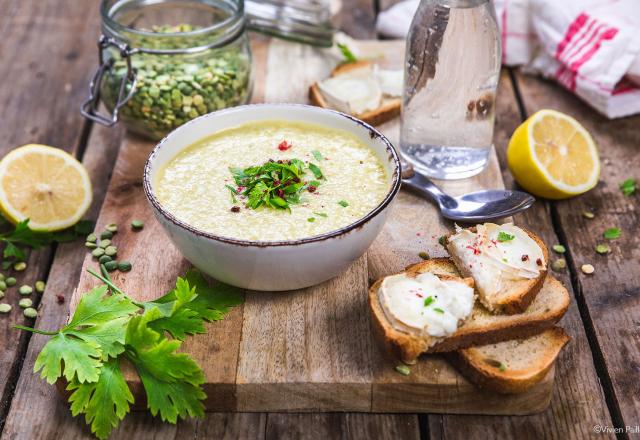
left=378, top=272, right=474, bottom=337
left=447, top=223, right=546, bottom=301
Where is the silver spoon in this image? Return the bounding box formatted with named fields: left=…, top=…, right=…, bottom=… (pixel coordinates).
left=401, top=163, right=535, bottom=222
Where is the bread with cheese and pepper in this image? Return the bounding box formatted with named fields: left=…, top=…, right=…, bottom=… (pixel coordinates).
left=369, top=258, right=568, bottom=364
left=445, top=223, right=549, bottom=314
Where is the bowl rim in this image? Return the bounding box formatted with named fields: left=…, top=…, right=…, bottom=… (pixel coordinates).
left=143, top=103, right=401, bottom=247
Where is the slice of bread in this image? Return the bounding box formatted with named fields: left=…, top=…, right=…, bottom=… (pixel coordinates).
left=369, top=258, right=569, bottom=364
left=309, top=60, right=401, bottom=126
left=445, top=225, right=550, bottom=315
left=445, top=327, right=570, bottom=394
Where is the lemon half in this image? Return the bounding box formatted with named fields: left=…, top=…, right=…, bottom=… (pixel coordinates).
left=0, top=144, right=92, bottom=231
left=507, top=109, right=600, bottom=199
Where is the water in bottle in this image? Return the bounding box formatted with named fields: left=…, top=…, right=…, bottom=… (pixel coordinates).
left=400, top=0, right=501, bottom=180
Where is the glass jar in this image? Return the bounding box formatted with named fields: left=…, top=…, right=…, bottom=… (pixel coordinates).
left=82, top=0, right=253, bottom=140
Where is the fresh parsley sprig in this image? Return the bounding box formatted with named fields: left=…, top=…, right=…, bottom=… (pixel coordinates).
left=15, top=268, right=243, bottom=440
left=229, top=159, right=324, bottom=211
left=0, top=218, right=94, bottom=267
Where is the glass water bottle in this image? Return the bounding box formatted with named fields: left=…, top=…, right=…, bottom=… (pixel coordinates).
left=400, top=0, right=501, bottom=180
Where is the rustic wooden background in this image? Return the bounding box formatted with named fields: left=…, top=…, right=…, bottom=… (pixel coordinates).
left=0, top=0, right=638, bottom=438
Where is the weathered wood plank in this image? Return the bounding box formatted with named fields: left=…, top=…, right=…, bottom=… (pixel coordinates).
left=512, top=71, right=640, bottom=429
left=265, top=413, right=419, bottom=439
left=426, top=71, right=615, bottom=439
left=0, top=0, right=106, bottom=422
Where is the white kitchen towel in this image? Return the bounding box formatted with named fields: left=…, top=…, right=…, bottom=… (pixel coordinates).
left=376, top=0, right=640, bottom=118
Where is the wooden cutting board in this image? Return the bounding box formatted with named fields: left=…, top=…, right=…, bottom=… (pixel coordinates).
left=67, top=39, right=554, bottom=414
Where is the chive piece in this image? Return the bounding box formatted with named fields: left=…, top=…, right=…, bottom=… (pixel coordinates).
left=106, top=223, right=118, bottom=233
left=312, top=150, right=323, bottom=162
left=338, top=200, right=349, bottom=208
left=424, top=296, right=434, bottom=307
left=23, top=307, right=37, bottom=318
left=13, top=261, right=27, bottom=272
left=85, top=241, right=98, bottom=249
left=307, top=217, right=315, bottom=223
left=552, top=244, right=566, bottom=254
left=92, top=248, right=105, bottom=258
left=86, top=233, right=97, bottom=243
left=433, top=307, right=445, bottom=314
left=595, top=244, right=611, bottom=254
left=6, top=277, right=16, bottom=287
left=582, top=211, right=595, bottom=219
left=0, top=281, right=6, bottom=291
left=19, top=285, right=33, bottom=295
left=313, top=212, right=328, bottom=218
left=418, top=252, right=429, bottom=260
left=98, top=255, right=112, bottom=264
left=603, top=227, right=621, bottom=240
left=99, top=239, right=111, bottom=249
left=18, top=298, right=32, bottom=308
left=0, top=303, right=11, bottom=313
left=104, top=246, right=118, bottom=257
left=394, top=365, right=410, bottom=376
left=336, top=43, right=358, bottom=63
left=131, top=219, right=144, bottom=230
left=497, top=231, right=515, bottom=242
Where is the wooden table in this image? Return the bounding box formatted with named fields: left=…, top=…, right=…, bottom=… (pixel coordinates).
left=0, top=0, right=638, bottom=438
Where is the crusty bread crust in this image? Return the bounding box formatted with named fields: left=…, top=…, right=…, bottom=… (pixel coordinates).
left=369, top=258, right=569, bottom=364
left=445, top=227, right=550, bottom=314
left=445, top=327, right=570, bottom=394
left=308, top=60, right=401, bottom=127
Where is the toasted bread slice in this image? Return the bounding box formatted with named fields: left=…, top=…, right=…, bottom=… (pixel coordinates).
left=445, top=225, right=550, bottom=314
left=369, top=259, right=569, bottom=364
left=309, top=60, right=401, bottom=126
left=445, top=327, right=570, bottom=394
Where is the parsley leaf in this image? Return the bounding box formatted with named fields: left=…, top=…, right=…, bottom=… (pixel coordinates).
left=225, top=184, right=238, bottom=203
left=0, top=218, right=94, bottom=262
left=620, top=178, right=636, bottom=196
left=312, top=150, right=324, bottom=161
left=28, top=285, right=138, bottom=384
left=338, top=200, right=349, bottom=207
left=424, top=296, right=434, bottom=307
left=336, top=42, right=357, bottom=63
left=308, top=163, right=323, bottom=179
left=125, top=311, right=206, bottom=423
left=603, top=227, right=621, bottom=240
left=497, top=231, right=515, bottom=242
left=67, top=358, right=133, bottom=440
left=433, top=307, right=445, bottom=314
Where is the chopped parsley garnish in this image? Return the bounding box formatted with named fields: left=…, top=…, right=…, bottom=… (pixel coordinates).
left=497, top=231, right=515, bottom=242
left=336, top=43, right=357, bottom=63
left=433, top=307, right=445, bottom=314
left=424, top=296, right=434, bottom=307
left=338, top=200, right=349, bottom=208
left=307, top=217, right=315, bottom=222
left=313, top=212, right=328, bottom=218
left=229, top=159, right=322, bottom=211
left=312, top=150, right=324, bottom=162
left=603, top=227, right=621, bottom=240
left=620, top=178, right=636, bottom=196
left=308, top=162, right=323, bottom=179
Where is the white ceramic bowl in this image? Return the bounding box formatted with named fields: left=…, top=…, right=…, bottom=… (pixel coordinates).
left=144, top=104, right=401, bottom=291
